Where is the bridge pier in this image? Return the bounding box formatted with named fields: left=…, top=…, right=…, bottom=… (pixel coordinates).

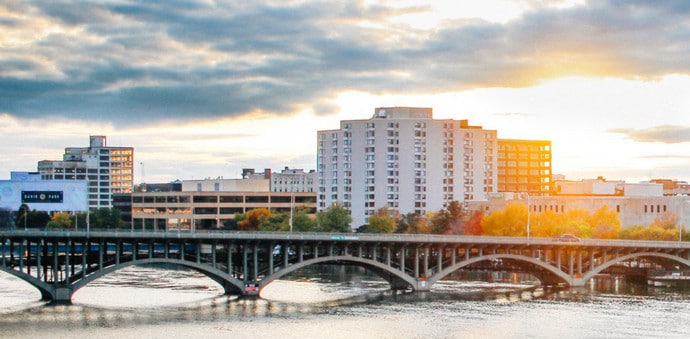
left=52, top=287, right=73, bottom=304
left=414, top=278, right=431, bottom=292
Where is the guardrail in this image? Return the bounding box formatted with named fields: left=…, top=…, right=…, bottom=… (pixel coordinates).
left=1, top=228, right=689, bottom=249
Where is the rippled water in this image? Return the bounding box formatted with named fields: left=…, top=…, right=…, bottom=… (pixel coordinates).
left=1, top=266, right=690, bottom=339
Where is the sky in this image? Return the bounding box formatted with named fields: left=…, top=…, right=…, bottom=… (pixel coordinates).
left=1, top=0, right=689, bottom=184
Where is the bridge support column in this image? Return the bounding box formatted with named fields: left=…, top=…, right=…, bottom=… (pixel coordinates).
left=52, top=287, right=72, bottom=304
left=415, top=278, right=431, bottom=292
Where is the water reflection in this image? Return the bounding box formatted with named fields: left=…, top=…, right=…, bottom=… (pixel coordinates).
left=2, top=266, right=690, bottom=339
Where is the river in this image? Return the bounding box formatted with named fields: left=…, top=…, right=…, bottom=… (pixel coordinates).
left=1, top=266, right=689, bottom=339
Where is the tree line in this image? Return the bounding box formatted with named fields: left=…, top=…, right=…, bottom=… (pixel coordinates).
left=0, top=204, right=125, bottom=230
left=2, top=201, right=686, bottom=241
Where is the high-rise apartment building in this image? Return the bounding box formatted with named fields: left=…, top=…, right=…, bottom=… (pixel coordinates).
left=497, top=139, right=552, bottom=196
left=317, top=107, right=497, bottom=228
left=38, top=136, right=134, bottom=208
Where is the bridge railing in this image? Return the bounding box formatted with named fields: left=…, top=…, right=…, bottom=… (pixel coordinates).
left=1, top=228, right=689, bottom=249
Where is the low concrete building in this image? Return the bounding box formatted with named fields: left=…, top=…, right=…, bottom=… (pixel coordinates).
left=130, top=191, right=317, bottom=231
left=182, top=176, right=270, bottom=192
left=470, top=192, right=690, bottom=228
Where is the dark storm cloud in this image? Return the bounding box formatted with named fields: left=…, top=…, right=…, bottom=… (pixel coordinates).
left=2, top=0, right=690, bottom=125
left=608, top=125, right=690, bottom=144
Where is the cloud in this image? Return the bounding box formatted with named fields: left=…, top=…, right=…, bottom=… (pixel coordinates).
left=1, top=0, right=690, bottom=125
left=608, top=125, right=690, bottom=144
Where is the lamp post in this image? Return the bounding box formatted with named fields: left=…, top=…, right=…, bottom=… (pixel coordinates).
left=20, top=205, right=28, bottom=230
left=523, top=193, right=531, bottom=241
left=289, top=178, right=295, bottom=232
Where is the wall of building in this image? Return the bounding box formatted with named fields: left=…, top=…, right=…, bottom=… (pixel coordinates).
left=468, top=193, right=690, bottom=228
left=0, top=172, right=88, bottom=213
left=37, top=135, right=133, bottom=209
left=130, top=191, right=317, bottom=231
left=317, top=107, right=498, bottom=227
left=181, top=178, right=270, bottom=192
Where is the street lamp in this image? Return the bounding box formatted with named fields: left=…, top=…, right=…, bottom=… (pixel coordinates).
left=289, top=177, right=295, bottom=232
left=521, top=193, right=531, bottom=241
left=20, top=205, right=28, bottom=230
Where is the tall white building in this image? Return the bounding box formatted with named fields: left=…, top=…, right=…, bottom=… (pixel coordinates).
left=317, top=107, right=497, bottom=227
left=38, top=136, right=134, bottom=209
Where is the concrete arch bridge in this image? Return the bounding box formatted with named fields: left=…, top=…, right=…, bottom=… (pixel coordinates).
left=1, top=230, right=689, bottom=303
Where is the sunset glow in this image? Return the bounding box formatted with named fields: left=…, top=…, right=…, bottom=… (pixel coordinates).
left=1, top=0, right=688, bottom=184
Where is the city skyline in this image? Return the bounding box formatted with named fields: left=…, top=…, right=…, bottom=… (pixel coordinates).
left=1, top=1, right=689, bottom=184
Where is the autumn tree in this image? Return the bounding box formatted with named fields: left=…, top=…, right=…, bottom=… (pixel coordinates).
left=464, top=210, right=484, bottom=235
left=589, top=206, right=622, bottom=239
left=238, top=208, right=271, bottom=231
left=481, top=203, right=528, bottom=236
left=46, top=212, right=73, bottom=230
left=396, top=212, right=429, bottom=234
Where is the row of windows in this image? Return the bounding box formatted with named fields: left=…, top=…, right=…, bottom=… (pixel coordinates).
left=132, top=195, right=317, bottom=204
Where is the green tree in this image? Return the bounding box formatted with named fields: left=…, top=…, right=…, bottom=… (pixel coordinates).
left=259, top=212, right=289, bottom=232
left=365, top=207, right=397, bottom=233
left=90, top=208, right=125, bottom=229
left=291, top=208, right=318, bottom=232
left=428, top=210, right=450, bottom=234
left=316, top=203, right=352, bottom=232
left=14, top=204, right=50, bottom=229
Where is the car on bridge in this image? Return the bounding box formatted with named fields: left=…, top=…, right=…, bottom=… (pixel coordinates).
left=554, top=234, right=581, bottom=242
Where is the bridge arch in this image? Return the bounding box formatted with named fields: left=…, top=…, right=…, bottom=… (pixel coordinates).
left=581, top=252, right=690, bottom=283
left=258, top=255, right=417, bottom=293
left=71, top=258, right=247, bottom=297
left=428, top=254, right=572, bottom=287
left=0, top=266, right=55, bottom=300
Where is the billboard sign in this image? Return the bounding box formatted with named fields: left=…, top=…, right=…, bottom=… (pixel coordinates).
left=21, top=191, right=64, bottom=204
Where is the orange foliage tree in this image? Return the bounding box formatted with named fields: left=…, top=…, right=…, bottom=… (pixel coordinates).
left=480, top=204, right=528, bottom=236
left=237, top=208, right=271, bottom=231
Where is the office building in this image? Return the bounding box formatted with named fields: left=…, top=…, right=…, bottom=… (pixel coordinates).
left=317, top=107, right=498, bottom=227
left=37, top=136, right=134, bottom=209
left=497, top=139, right=552, bottom=196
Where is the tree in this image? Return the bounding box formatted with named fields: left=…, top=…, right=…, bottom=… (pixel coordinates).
left=464, top=210, right=484, bottom=235
left=561, top=209, right=592, bottom=238
left=446, top=201, right=467, bottom=234
left=316, top=203, right=352, bottom=232
left=259, top=212, right=289, bottom=232
left=366, top=207, right=397, bottom=233
left=238, top=208, right=271, bottom=231
left=46, top=212, right=73, bottom=230
left=291, top=208, right=318, bottom=232
left=0, top=208, right=13, bottom=228
left=481, top=203, right=528, bottom=236
left=398, top=212, right=430, bottom=234
left=14, top=204, right=50, bottom=229
left=589, top=206, right=621, bottom=239
left=90, top=208, right=126, bottom=229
